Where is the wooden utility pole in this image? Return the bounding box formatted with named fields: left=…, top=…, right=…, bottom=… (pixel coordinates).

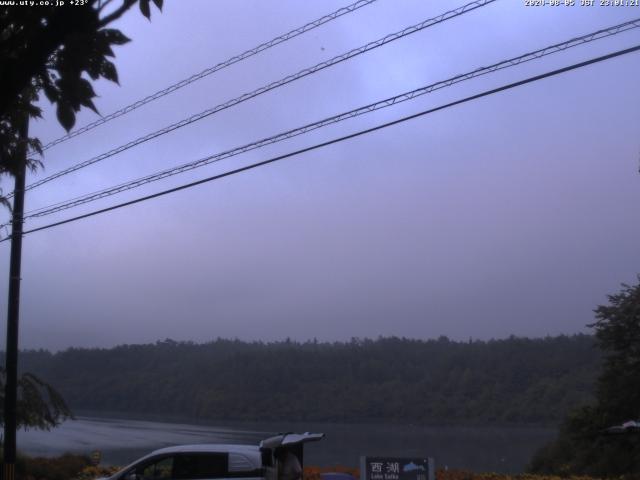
left=3, top=116, right=28, bottom=480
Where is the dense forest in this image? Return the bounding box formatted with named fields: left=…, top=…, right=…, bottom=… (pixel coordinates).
left=16, top=335, right=599, bottom=425
left=529, top=280, right=640, bottom=477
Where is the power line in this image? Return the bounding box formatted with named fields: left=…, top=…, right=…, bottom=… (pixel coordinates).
left=36, top=0, right=380, bottom=152
left=4, top=43, right=638, bottom=242
left=20, top=17, right=640, bottom=220
left=19, top=0, right=496, bottom=195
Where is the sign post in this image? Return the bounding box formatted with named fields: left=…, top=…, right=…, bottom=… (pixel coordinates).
left=360, top=457, right=434, bottom=480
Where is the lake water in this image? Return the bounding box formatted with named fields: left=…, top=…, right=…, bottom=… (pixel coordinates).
left=17, top=416, right=556, bottom=473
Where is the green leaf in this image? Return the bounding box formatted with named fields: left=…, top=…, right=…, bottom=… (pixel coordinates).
left=80, top=96, right=99, bottom=115
left=27, top=138, right=43, bottom=156
left=26, top=104, right=42, bottom=119
left=86, top=55, right=101, bottom=80
left=56, top=102, right=76, bottom=131
left=101, top=28, right=130, bottom=46
left=152, top=0, right=163, bottom=10
left=77, top=77, right=96, bottom=99
left=100, top=59, right=119, bottom=84
left=140, top=0, right=151, bottom=19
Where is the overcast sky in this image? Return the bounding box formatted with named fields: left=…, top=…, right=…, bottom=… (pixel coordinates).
left=1, top=0, right=639, bottom=351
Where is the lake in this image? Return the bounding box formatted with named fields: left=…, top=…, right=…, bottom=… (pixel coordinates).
left=17, top=416, right=556, bottom=473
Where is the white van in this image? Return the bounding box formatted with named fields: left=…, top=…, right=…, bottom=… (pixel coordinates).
left=104, top=432, right=324, bottom=480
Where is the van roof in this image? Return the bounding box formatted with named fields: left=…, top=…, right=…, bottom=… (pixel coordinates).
left=151, top=444, right=260, bottom=455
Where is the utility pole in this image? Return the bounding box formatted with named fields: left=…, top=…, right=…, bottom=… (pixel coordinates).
left=3, top=115, right=28, bottom=480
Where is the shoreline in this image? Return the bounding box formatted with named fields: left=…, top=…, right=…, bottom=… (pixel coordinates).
left=71, top=409, right=561, bottom=431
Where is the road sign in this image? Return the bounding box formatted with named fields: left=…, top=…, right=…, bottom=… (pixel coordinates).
left=360, top=457, right=434, bottom=480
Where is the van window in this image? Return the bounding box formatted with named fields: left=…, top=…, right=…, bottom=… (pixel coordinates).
left=139, top=456, right=173, bottom=479
left=260, top=449, right=273, bottom=468
left=230, top=452, right=257, bottom=472
left=173, top=453, right=228, bottom=479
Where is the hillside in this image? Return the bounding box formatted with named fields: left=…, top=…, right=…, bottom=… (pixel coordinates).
left=17, top=335, right=599, bottom=425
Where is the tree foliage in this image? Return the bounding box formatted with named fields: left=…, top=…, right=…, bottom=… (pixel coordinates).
left=591, top=280, right=640, bottom=424
left=0, top=0, right=161, bottom=432
left=0, top=367, right=72, bottom=430
left=19, top=334, right=598, bottom=425
left=529, top=278, right=640, bottom=477
left=0, top=0, right=162, bottom=191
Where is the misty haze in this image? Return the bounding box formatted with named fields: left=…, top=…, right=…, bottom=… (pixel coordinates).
left=0, top=1, right=638, bottom=479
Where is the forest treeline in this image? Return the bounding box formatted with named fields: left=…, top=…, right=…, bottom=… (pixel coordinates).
left=16, top=335, right=599, bottom=425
